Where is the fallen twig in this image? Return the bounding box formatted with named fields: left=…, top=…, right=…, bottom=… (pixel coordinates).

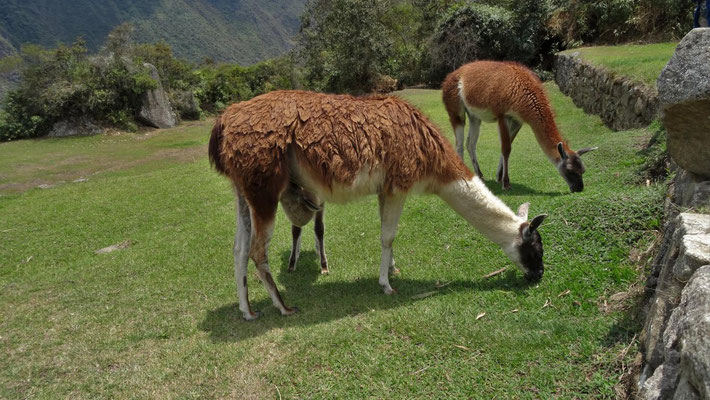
left=476, top=312, right=486, bottom=320
left=483, top=267, right=507, bottom=279
left=557, top=289, right=571, bottom=298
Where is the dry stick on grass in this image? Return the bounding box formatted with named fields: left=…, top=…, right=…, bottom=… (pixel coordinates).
left=483, top=267, right=507, bottom=279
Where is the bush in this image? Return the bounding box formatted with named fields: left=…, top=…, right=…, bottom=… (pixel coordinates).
left=427, top=4, right=513, bottom=84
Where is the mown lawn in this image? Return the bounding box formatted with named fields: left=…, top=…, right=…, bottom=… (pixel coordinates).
left=1, top=84, right=662, bottom=398
left=562, top=42, right=678, bottom=88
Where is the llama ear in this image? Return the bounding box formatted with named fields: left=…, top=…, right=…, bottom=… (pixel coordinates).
left=557, top=142, right=568, bottom=160
left=517, top=202, right=530, bottom=220
left=523, top=214, right=547, bottom=240
left=577, top=146, right=598, bottom=156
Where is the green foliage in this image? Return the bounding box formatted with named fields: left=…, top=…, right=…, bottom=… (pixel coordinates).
left=427, top=4, right=514, bottom=83
left=298, top=0, right=393, bottom=93
left=0, top=32, right=159, bottom=140
left=547, top=0, right=693, bottom=45
left=636, top=120, right=669, bottom=183
left=195, top=57, right=297, bottom=113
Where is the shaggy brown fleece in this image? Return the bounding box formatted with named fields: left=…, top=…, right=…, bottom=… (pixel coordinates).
left=211, top=90, right=472, bottom=198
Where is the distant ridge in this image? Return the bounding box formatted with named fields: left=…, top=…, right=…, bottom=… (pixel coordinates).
left=0, top=0, right=305, bottom=64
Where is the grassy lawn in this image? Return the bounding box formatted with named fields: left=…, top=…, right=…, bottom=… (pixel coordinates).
left=562, top=42, right=678, bottom=88
left=1, top=84, right=662, bottom=398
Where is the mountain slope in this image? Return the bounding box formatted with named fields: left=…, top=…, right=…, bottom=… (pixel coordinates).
left=0, top=0, right=304, bottom=64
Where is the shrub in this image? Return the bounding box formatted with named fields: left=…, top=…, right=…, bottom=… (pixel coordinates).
left=427, top=4, right=513, bottom=84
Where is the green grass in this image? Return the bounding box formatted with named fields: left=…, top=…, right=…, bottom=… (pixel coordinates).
left=562, top=42, right=678, bottom=87
left=0, top=84, right=662, bottom=398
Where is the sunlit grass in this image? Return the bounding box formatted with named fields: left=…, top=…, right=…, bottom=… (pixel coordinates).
left=0, top=84, right=663, bottom=398
left=562, top=42, right=678, bottom=87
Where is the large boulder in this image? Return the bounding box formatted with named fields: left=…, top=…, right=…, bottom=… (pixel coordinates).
left=47, top=116, right=105, bottom=138
left=657, top=28, right=710, bottom=178
left=137, top=63, right=177, bottom=129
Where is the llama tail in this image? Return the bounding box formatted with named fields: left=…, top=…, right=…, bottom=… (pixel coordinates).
left=208, top=115, right=227, bottom=175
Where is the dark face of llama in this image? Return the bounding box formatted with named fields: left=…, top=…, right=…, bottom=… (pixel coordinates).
left=557, top=143, right=597, bottom=193
left=517, top=214, right=546, bottom=282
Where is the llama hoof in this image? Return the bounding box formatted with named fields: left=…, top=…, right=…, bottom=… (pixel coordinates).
left=243, top=310, right=263, bottom=321
left=502, top=182, right=511, bottom=191
left=320, top=267, right=330, bottom=275
left=281, top=306, right=299, bottom=316
left=287, top=266, right=295, bottom=273
left=382, top=286, right=398, bottom=295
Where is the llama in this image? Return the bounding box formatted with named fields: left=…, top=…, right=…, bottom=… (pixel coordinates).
left=280, top=182, right=328, bottom=274
left=209, top=90, right=547, bottom=320
left=442, top=60, right=596, bottom=192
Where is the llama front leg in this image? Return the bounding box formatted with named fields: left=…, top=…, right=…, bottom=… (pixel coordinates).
left=377, top=194, right=406, bottom=295
left=234, top=194, right=260, bottom=320
left=314, top=208, right=329, bottom=274
left=287, top=225, right=302, bottom=272
left=497, top=117, right=522, bottom=184
left=465, top=113, right=484, bottom=178
left=496, top=117, right=513, bottom=190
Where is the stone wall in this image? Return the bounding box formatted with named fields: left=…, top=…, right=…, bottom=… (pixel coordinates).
left=636, top=29, right=710, bottom=400
left=554, top=52, right=660, bottom=131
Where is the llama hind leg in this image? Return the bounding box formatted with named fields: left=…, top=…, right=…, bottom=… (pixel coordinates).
left=287, top=225, right=302, bottom=272
left=378, top=194, right=406, bottom=295
left=314, top=208, right=329, bottom=274
left=247, top=179, right=298, bottom=316
left=234, top=194, right=260, bottom=321
left=250, top=210, right=298, bottom=316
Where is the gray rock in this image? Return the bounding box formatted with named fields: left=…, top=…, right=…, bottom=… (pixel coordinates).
left=137, top=63, right=177, bottom=129
left=657, top=29, right=710, bottom=178
left=47, top=116, right=105, bottom=138
left=173, top=90, right=201, bottom=120
left=641, top=213, right=710, bottom=380
left=672, top=265, right=710, bottom=399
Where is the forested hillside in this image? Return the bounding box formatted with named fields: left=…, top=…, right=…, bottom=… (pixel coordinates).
left=0, top=0, right=304, bottom=64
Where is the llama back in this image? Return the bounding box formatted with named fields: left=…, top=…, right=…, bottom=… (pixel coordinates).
left=214, top=90, right=471, bottom=194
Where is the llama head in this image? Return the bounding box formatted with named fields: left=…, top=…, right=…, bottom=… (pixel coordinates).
left=556, top=142, right=597, bottom=193
left=504, top=202, right=547, bottom=282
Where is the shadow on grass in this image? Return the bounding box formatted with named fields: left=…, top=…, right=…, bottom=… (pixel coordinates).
left=199, top=250, right=536, bottom=343
left=482, top=178, right=567, bottom=197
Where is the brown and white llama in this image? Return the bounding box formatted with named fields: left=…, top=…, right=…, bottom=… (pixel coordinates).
left=209, top=90, right=547, bottom=320
left=280, top=182, right=328, bottom=274
left=442, top=60, right=597, bottom=192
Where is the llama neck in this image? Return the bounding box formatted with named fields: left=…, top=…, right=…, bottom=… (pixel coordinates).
left=527, top=107, right=568, bottom=164
left=437, top=177, right=522, bottom=249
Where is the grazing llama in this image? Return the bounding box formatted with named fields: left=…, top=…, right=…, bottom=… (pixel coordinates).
left=442, top=60, right=596, bottom=192
left=209, top=90, right=547, bottom=320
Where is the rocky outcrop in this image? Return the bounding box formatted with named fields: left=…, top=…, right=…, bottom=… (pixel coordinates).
left=554, top=52, right=660, bottom=131
left=47, top=116, right=105, bottom=138
left=657, top=28, right=710, bottom=178
left=637, top=28, right=710, bottom=400
left=137, top=63, right=177, bottom=129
